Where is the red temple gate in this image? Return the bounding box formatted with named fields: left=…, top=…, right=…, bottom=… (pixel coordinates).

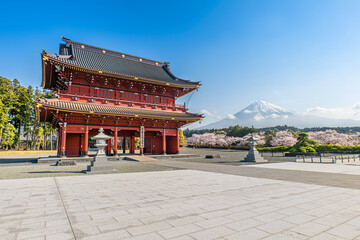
left=36, top=37, right=202, bottom=157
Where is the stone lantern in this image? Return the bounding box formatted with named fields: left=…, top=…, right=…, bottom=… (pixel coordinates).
left=85, top=128, right=114, bottom=173
left=93, top=128, right=111, bottom=156
left=241, top=133, right=268, bottom=163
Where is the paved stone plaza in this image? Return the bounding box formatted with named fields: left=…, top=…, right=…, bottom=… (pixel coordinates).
left=2, top=162, right=360, bottom=240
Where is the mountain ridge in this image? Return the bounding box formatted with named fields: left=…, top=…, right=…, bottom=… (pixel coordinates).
left=198, top=100, right=360, bottom=129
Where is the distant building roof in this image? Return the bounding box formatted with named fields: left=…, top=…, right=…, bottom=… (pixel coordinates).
left=41, top=37, right=200, bottom=88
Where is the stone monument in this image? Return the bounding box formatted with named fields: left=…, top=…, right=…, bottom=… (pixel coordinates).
left=241, top=133, right=268, bottom=163
left=85, top=128, right=114, bottom=173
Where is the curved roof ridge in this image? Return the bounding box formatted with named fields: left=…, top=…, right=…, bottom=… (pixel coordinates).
left=62, top=37, right=167, bottom=67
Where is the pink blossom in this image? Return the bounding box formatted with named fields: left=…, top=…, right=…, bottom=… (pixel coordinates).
left=308, top=130, right=360, bottom=146
left=237, top=133, right=266, bottom=146
left=188, top=133, right=241, bottom=146
left=270, top=130, right=297, bottom=146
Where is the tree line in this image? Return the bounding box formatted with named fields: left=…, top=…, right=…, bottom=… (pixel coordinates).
left=0, top=76, right=55, bottom=150
left=183, top=125, right=360, bottom=138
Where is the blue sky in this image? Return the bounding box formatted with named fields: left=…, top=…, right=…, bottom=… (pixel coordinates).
left=1, top=0, right=360, bottom=128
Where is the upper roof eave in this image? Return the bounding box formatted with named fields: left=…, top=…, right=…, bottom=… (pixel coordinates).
left=42, top=52, right=201, bottom=89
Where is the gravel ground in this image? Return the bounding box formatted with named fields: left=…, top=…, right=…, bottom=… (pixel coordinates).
left=172, top=147, right=296, bottom=165
left=0, top=161, right=177, bottom=180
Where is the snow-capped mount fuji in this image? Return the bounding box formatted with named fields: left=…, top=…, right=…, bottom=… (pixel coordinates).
left=198, top=100, right=360, bottom=129
left=236, top=100, right=296, bottom=121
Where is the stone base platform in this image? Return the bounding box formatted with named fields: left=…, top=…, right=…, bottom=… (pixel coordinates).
left=84, top=155, right=115, bottom=174
left=241, top=148, right=268, bottom=163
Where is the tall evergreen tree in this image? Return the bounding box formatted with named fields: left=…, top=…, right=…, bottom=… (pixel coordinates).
left=9, top=80, right=34, bottom=149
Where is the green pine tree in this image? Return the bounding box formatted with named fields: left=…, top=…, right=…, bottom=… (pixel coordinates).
left=1, top=122, right=15, bottom=150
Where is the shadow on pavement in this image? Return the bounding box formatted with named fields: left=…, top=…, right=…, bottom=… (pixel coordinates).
left=26, top=171, right=84, bottom=174
left=0, top=158, right=38, bottom=164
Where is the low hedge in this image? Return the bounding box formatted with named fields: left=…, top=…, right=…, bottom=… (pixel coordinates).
left=258, top=144, right=360, bottom=153
left=257, top=145, right=292, bottom=152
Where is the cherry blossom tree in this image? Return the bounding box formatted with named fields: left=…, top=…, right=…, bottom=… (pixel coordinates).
left=308, top=130, right=360, bottom=146
left=270, top=130, right=297, bottom=147
left=188, top=133, right=241, bottom=146
left=237, top=133, right=265, bottom=146
left=188, top=130, right=360, bottom=148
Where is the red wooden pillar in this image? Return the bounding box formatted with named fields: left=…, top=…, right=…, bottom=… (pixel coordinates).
left=114, top=127, right=118, bottom=155
left=60, top=123, right=67, bottom=157
left=176, top=129, right=179, bottom=154
left=84, top=125, right=89, bottom=156
left=123, top=137, right=126, bottom=154
left=162, top=129, right=166, bottom=155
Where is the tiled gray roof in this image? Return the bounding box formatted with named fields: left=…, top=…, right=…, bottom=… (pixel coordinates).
left=44, top=38, right=199, bottom=87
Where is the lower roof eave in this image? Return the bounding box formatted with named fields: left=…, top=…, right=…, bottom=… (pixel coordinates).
left=38, top=106, right=202, bottom=123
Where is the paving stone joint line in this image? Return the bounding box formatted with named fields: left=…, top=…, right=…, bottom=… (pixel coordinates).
left=54, top=177, right=77, bottom=240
